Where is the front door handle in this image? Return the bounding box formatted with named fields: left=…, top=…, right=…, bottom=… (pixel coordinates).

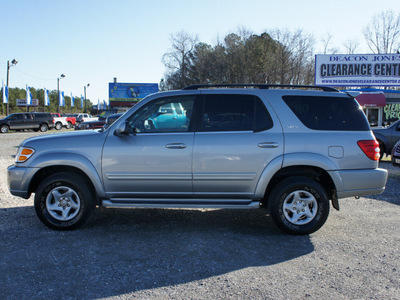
left=258, top=142, right=279, bottom=149
left=165, top=143, right=187, bottom=149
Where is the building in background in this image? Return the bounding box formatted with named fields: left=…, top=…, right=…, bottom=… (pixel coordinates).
left=350, top=88, right=400, bottom=126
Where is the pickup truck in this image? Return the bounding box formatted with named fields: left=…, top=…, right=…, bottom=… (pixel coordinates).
left=75, top=113, right=98, bottom=124
left=51, top=113, right=71, bottom=130
left=1, top=112, right=54, bottom=133
left=62, top=114, right=77, bottom=128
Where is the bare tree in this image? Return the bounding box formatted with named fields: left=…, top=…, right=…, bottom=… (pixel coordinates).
left=343, top=39, right=360, bottom=54
left=162, top=31, right=199, bottom=88
left=271, top=29, right=315, bottom=85
left=363, top=10, right=400, bottom=53
left=320, top=32, right=340, bottom=54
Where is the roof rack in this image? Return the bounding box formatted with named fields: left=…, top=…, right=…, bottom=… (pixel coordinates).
left=182, top=84, right=339, bottom=92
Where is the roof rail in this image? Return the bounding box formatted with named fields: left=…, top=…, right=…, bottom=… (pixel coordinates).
left=182, top=84, right=339, bottom=92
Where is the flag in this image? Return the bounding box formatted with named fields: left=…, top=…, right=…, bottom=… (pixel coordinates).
left=2, top=81, right=8, bottom=104
left=26, top=85, right=32, bottom=106
left=59, top=91, right=65, bottom=107
left=44, top=89, right=50, bottom=106
left=71, top=93, right=74, bottom=107
left=81, top=95, right=84, bottom=108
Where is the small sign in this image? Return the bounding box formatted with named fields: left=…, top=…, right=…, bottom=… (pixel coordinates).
left=16, top=99, right=39, bottom=107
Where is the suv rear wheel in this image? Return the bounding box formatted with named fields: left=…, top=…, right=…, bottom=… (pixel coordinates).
left=55, top=122, right=62, bottom=130
left=40, top=123, right=49, bottom=132
left=269, top=176, right=330, bottom=235
left=34, top=172, right=96, bottom=230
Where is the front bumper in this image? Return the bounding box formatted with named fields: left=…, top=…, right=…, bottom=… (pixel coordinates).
left=7, top=164, right=39, bottom=199
left=392, top=155, right=400, bottom=167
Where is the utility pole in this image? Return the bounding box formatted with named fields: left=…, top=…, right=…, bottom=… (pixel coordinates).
left=84, top=84, right=90, bottom=113
left=57, top=74, right=65, bottom=114
left=6, top=59, right=18, bottom=115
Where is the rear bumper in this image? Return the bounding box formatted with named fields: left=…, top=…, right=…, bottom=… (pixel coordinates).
left=329, top=168, right=388, bottom=198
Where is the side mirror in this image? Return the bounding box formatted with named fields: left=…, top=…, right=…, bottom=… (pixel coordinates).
left=114, top=121, right=127, bottom=135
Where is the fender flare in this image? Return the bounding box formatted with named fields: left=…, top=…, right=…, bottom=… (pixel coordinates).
left=254, top=152, right=343, bottom=200
left=373, top=132, right=391, bottom=154
left=29, top=152, right=106, bottom=198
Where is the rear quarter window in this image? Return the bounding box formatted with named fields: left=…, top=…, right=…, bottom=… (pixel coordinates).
left=282, top=95, right=370, bottom=131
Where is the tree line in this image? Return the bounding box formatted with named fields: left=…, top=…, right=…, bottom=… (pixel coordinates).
left=161, top=29, right=315, bottom=90
left=161, top=10, right=400, bottom=90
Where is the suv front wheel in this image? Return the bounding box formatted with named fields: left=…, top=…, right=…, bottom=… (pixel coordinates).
left=34, top=172, right=96, bottom=230
left=0, top=124, right=9, bottom=133
left=269, top=176, right=330, bottom=235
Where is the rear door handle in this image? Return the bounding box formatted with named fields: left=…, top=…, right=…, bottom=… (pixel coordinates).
left=165, top=143, right=187, bottom=149
left=258, top=142, right=279, bottom=149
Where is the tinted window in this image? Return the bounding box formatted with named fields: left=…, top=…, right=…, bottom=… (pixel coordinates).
left=32, top=113, right=50, bottom=119
left=126, top=96, right=195, bottom=133
left=254, top=98, right=274, bottom=132
left=283, top=95, right=370, bottom=131
left=13, top=114, right=24, bottom=120
left=201, top=94, right=273, bottom=132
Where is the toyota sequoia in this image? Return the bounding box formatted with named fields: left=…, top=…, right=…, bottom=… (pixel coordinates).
left=7, top=85, right=388, bottom=234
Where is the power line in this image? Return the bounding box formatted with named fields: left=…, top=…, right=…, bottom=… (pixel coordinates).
left=13, top=66, right=55, bottom=81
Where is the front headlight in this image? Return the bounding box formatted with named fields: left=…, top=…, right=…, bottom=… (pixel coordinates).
left=15, top=147, right=35, bottom=163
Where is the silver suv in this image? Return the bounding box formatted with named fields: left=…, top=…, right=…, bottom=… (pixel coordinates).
left=7, top=85, right=388, bottom=234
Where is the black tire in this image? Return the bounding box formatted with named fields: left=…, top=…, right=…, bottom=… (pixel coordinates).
left=55, top=122, right=62, bottom=130
left=378, top=141, right=385, bottom=160
left=0, top=124, right=9, bottom=133
left=34, top=172, right=96, bottom=230
left=269, top=176, right=330, bottom=235
left=66, top=121, right=72, bottom=129
left=40, top=123, right=49, bottom=132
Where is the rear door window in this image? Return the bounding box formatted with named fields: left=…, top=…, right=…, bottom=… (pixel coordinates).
left=200, top=94, right=273, bottom=132
left=282, top=95, right=370, bottom=131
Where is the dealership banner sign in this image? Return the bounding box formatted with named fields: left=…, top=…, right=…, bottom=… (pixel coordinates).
left=315, top=54, right=400, bottom=86
left=109, top=83, right=158, bottom=105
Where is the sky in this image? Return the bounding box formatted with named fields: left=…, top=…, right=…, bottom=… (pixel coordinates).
left=1, top=0, right=399, bottom=105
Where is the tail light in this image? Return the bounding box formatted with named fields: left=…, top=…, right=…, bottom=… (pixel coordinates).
left=357, top=140, right=380, bottom=161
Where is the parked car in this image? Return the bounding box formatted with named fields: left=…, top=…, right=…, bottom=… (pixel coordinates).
left=75, top=119, right=105, bottom=130
left=75, top=113, right=98, bottom=123
left=391, top=140, right=400, bottom=167
left=145, top=102, right=187, bottom=130
left=103, top=113, right=123, bottom=130
left=61, top=114, right=77, bottom=128
left=0, top=112, right=54, bottom=133
left=7, top=84, right=388, bottom=235
left=51, top=113, right=70, bottom=130
left=372, top=119, right=400, bottom=159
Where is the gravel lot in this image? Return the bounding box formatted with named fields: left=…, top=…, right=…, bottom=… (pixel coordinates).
left=1, top=130, right=399, bottom=299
